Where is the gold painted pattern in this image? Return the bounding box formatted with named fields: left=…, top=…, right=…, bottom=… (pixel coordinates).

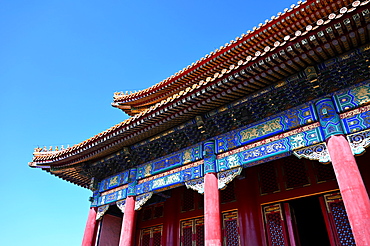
left=218, top=122, right=320, bottom=159
left=240, top=118, right=282, bottom=142
left=138, top=160, right=203, bottom=184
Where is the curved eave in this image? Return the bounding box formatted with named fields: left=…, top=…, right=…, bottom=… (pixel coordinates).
left=112, top=0, right=360, bottom=111
left=31, top=0, right=370, bottom=186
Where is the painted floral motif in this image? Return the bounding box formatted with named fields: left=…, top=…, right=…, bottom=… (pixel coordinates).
left=227, top=155, right=240, bottom=168
left=290, top=133, right=305, bottom=149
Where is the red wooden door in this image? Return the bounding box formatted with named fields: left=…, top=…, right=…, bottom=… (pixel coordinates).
left=263, top=203, right=290, bottom=246
left=222, top=210, right=241, bottom=246
left=323, top=193, right=356, bottom=246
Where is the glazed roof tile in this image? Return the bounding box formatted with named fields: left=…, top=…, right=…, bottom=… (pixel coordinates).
left=114, top=0, right=364, bottom=116
left=30, top=0, right=370, bottom=186
left=112, top=1, right=311, bottom=109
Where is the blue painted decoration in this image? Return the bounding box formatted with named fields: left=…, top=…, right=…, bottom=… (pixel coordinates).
left=216, top=103, right=317, bottom=153
left=334, top=83, right=370, bottom=113
left=341, top=106, right=370, bottom=134
left=203, top=141, right=216, bottom=173
left=216, top=126, right=322, bottom=172
left=136, top=144, right=202, bottom=179
left=98, top=170, right=129, bottom=192
left=95, top=187, right=128, bottom=206
left=315, top=98, right=344, bottom=139
left=135, top=162, right=203, bottom=195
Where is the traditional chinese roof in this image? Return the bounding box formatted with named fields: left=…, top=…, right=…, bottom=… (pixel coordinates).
left=112, top=0, right=367, bottom=115
left=30, top=0, right=370, bottom=187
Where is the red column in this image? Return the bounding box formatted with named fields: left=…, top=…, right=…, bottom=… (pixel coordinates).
left=204, top=173, right=222, bottom=246
left=118, top=196, right=136, bottom=246
left=163, top=194, right=178, bottom=245
left=82, top=207, right=98, bottom=246
left=326, top=134, right=370, bottom=245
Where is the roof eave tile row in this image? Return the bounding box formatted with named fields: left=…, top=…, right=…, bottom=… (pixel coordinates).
left=112, top=0, right=357, bottom=108
left=112, top=0, right=311, bottom=105
left=30, top=0, right=368, bottom=170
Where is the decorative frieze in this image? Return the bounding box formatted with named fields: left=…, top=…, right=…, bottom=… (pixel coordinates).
left=217, top=125, right=323, bottom=171
left=135, top=161, right=203, bottom=196
left=216, top=104, right=317, bottom=153
left=136, top=144, right=202, bottom=179
left=334, top=83, right=370, bottom=113
left=340, top=105, right=370, bottom=134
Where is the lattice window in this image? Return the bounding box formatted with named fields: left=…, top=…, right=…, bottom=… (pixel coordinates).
left=324, top=193, right=356, bottom=246
left=153, top=204, right=164, bottom=218
left=181, top=212, right=240, bottom=246
left=182, top=188, right=195, bottom=212
left=142, top=207, right=152, bottom=221
left=314, top=162, right=336, bottom=183
left=181, top=220, right=195, bottom=246
left=223, top=210, right=240, bottom=246
left=198, top=193, right=204, bottom=209
left=140, top=225, right=163, bottom=246
left=141, top=233, right=151, bottom=246
left=259, top=162, right=279, bottom=194
left=152, top=226, right=162, bottom=246
left=283, top=156, right=309, bottom=189
left=220, top=182, right=236, bottom=203
left=195, top=218, right=205, bottom=246
left=181, top=217, right=204, bottom=246
left=263, top=204, right=288, bottom=246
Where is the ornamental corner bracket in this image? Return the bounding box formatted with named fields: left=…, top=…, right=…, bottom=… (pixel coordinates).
left=185, top=167, right=242, bottom=194
left=293, top=143, right=331, bottom=164
left=185, top=177, right=205, bottom=194
left=347, top=129, right=370, bottom=156
left=135, top=192, right=153, bottom=211
left=218, top=167, right=242, bottom=190
left=96, top=205, right=109, bottom=220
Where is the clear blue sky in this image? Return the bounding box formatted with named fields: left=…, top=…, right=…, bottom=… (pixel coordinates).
left=0, top=0, right=295, bottom=245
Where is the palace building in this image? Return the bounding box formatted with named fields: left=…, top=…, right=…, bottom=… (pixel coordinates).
left=29, top=0, right=370, bottom=245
